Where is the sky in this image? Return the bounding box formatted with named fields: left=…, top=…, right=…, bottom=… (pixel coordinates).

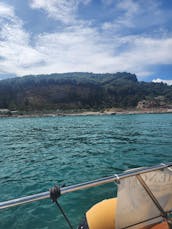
left=0, top=0, right=172, bottom=84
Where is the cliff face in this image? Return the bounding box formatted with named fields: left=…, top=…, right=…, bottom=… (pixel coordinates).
left=0, top=72, right=171, bottom=111
left=137, top=96, right=171, bottom=109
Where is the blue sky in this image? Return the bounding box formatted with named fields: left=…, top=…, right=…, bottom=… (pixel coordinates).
left=0, top=0, right=172, bottom=84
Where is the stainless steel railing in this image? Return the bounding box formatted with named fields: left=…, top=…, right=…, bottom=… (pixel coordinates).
left=0, top=163, right=171, bottom=210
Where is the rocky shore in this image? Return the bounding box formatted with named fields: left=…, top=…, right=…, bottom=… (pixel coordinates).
left=0, top=108, right=172, bottom=118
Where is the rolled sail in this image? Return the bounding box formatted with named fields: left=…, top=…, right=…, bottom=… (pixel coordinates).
left=115, top=166, right=172, bottom=229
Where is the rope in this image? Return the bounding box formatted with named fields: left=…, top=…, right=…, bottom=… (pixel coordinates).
left=50, top=185, right=73, bottom=229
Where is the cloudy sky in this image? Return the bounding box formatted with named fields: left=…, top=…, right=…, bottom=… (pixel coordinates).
left=0, top=0, right=172, bottom=83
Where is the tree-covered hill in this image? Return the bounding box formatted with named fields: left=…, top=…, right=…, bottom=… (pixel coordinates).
left=0, top=72, right=171, bottom=112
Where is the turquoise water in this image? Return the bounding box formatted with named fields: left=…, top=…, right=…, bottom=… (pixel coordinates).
left=0, top=113, right=172, bottom=228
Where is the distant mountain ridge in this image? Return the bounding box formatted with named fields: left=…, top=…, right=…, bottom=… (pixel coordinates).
left=0, top=72, right=171, bottom=112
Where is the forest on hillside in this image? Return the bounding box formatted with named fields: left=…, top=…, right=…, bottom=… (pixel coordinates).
left=0, top=72, right=171, bottom=112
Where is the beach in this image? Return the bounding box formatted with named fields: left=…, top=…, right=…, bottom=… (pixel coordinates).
left=0, top=108, right=172, bottom=118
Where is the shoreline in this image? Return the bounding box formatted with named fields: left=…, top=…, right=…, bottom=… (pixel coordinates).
left=0, top=108, right=172, bottom=118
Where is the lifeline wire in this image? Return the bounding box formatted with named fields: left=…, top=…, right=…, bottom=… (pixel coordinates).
left=50, top=185, right=73, bottom=229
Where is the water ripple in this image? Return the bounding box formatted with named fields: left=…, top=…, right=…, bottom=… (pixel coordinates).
left=0, top=114, right=172, bottom=228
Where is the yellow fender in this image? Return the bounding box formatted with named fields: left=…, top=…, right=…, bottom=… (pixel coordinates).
left=86, top=198, right=116, bottom=229
left=85, top=198, right=169, bottom=229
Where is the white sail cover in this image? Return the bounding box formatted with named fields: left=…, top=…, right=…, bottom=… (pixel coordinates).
left=115, top=166, right=172, bottom=229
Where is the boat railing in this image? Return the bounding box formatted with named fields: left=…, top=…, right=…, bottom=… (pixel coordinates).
left=0, top=162, right=172, bottom=210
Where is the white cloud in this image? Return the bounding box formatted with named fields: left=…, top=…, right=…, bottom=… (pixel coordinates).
left=116, top=36, right=172, bottom=71
left=15, top=30, right=172, bottom=78
left=0, top=2, right=14, bottom=18
left=117, top=0, right=139, bottom=27
left=0, top=1, right=172, bottom=79
left=136, top=71, right=154, bottom=78
left=26, top=26, right=116, bottom=74
left=152, top=78, right=172, bottom=85
left=102, top=0, right=138, bottom=31
left=102, top=0, right=166, bottom=33
left=30, top=0, right=91, bottom=24
left=0, top=2, right=46, bottom=75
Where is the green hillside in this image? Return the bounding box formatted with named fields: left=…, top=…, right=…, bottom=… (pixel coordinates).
left=0, top=72, right=171, bottom=112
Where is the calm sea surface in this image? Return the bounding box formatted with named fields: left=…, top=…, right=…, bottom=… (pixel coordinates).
left=0, top=113, right=172, bottom=228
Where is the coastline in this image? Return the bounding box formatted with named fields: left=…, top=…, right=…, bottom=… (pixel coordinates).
left=65, top=108, right=172, bottom=116
left=0, top=108, right=172, bottom=118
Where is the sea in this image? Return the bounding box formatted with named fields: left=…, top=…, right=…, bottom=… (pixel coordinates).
left=0, top=113, right=172, bottom=228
